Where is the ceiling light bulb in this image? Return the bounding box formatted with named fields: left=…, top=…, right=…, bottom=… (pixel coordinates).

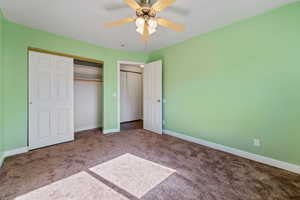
left=136, top=27, right=144, bottom=35
left=135, top=17, right=145, bottom=28
left=148, top=18, right=157, bottom=29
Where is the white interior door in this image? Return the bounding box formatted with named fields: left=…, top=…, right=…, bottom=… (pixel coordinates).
left=143, top=60, right=162, bottom=134
left=29, top=51, right=74, bottom=150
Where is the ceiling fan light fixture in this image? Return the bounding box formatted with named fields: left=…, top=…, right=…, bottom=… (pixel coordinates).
left=136, top=25, right=156, bottom=35
left=104, top=0, right=185, bottom=41
left=136, top=17, right=157, bottom=35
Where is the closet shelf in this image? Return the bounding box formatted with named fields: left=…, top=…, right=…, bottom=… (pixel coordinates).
left=74, top=78, right=102, bottom=82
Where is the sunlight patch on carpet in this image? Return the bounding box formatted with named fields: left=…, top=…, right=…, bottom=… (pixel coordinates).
left=15, top=172, right=129, bottom=200
left=90, top=153, right=176, bottom=198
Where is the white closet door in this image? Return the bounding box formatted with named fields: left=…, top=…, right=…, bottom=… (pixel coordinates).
left=120, top=72, right=129, bottom=122
left=127, top=72, right=142, bottom=121
left=143, top=60, right=162, bottom=134
left=29, top=51, right=74, bottom=150
left=120, top=71, right=143, bottom=123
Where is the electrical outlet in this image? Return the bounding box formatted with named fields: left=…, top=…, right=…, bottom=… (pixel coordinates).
left=254, top=139, right=260, bottom=147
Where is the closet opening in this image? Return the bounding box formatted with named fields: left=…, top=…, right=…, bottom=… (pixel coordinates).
left=119, top=62, right=144, bottom=131
left=74, top=59, right=103, bottom=133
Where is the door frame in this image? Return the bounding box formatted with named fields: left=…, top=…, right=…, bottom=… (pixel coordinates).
left=117, top=61, right=145, bottom=131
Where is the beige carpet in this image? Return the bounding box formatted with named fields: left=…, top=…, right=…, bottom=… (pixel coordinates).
left=1, top=129, right=300, bottom=200
left=90, top=153, right=176, bottom=198
left=15, top=172, right=129, bottom=200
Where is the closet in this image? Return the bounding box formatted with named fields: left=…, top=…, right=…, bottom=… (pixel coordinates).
left=120, top=65, right=143, bottom=123
left=74, top=59, right=103, bottom=132
left=28, top=49, right=104, bottom=150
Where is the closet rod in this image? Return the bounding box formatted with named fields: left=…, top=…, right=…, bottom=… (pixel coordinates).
left=74, top=78, right=102, bottom=83
left=120, top=69, right=142, bottom=74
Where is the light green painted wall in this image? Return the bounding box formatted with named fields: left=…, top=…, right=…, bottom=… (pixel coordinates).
left=2, top=19, right=148, bottom=151
left=0, top=10, right=4, bottom=160
left=149, top=2, right=300, bottom=165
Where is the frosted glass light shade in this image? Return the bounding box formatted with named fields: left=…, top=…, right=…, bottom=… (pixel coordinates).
left=148, top=18, right=157, bottom=29
left=136, top=18, right=157, bottom=35
left=135, top=17, right=145, bottom=28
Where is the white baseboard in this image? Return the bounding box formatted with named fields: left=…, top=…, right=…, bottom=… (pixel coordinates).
left=75, top=125, right=102, bottom=132
left=163, top=129, right=300, bottom=174
left=103, top=129, right=120, bottom=134
left=4, top=147, right=29, bottom=158
left=0, top=147, right=29, bottom=167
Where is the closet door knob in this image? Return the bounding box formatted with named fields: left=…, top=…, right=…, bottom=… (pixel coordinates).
left=157, top=100, right=161, bottom=103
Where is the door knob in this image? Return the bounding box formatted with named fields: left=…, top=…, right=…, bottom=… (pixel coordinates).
left=157, top=100, right=160, bottom=102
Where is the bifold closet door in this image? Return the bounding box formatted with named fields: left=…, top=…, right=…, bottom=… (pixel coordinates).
left=29, top=51, right=74, bottom=150
left=120, top=71, right=128, bottom=122
left=120, top=71, right=142, bottom=122
left=127, top=72, right=142, bottom=121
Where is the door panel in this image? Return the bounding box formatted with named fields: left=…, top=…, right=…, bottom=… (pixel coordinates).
left=57, top=109, right=70, bottom=135
left=38, top=73, right=51, bottom=99
left=143, top=60, right=162, bottom=134
left=38, top=111, right=51, bottom=138
left=29, top=51, right=74, bottom=150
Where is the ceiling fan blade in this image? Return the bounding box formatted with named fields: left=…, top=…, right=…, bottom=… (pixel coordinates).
left=156, top=18, right=185, bottom=32
left=166, top=6, right=190, bottom=16
left=151, top=0, right=176, bottom=12
left=124, top=0, right=141, bottom=10
left=103, top=4, right=128, bottom=11
left=142, top=23, right=149, bottom=42
left=104, top=17, right=135, bottom=27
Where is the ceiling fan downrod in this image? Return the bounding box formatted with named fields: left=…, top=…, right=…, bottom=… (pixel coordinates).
left=140, top=0, right=151, bottom=7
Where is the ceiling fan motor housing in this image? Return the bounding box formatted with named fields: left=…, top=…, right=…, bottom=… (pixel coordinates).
left=136, top=4, right=156, bottom=19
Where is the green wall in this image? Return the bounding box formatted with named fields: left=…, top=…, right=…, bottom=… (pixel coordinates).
left=0, top=10, right=4, bottom=161
left=149, top=2, right=300, bottom=165
left=2, top=19, right=148, bottom=151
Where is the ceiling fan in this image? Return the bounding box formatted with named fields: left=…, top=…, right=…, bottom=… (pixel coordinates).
left=104, top=0, right=185, bottom=41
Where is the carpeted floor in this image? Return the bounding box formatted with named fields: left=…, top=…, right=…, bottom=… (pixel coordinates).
left=0, top=129, right=300, bottom=200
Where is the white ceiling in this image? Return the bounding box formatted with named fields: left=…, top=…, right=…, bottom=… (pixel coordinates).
left=0, top=0, right=296, bottom=52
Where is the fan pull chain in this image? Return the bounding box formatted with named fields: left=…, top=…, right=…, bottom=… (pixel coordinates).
left=144, top=40, right=149, bottom=51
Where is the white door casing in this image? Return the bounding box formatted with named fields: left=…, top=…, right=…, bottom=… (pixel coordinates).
left=29, top=51, right=74, bottom=150
left=143, top=60, right=162, bottom=134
